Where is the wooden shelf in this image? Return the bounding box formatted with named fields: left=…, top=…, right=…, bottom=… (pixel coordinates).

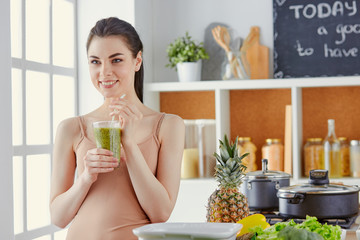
left=145, top=76, right=360, bottom=92
left=144, top=76, right=360, bottom=181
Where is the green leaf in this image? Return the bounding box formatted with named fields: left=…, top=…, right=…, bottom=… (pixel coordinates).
left=165, top=32, right=209, bottom=69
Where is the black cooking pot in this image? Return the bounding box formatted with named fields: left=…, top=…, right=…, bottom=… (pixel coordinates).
left=241, top=159, right=291, bottom=211
left=277, top=169, right=360, bottom=219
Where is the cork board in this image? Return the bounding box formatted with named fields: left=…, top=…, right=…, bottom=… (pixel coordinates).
left=230, top=89, right=292, bottom=168
left=160, top=91, right=215, bottom=119
left=303, top=86, right=360, bottom=140
left=158, top=87, right=360, bottom=175
left=302, top=86, right=360, bottom=175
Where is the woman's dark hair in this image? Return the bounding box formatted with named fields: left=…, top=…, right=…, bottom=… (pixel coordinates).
left=86, top=17, right=144, bottom=102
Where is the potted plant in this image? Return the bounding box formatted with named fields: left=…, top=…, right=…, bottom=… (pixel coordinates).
left=166, top=32, right=209, bottom=82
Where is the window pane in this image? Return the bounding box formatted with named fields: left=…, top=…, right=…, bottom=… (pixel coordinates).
left=12, top=68, right=23, bottom=145
left=26, top=0, right=50, bottom=63
left=54, top=229, right=68, bottom=240
left=53, top=0, right=74, bottom=67
left=13, top=156, right=24, bottom=235
left=11, top=0, right=22, bottom=58
left=53, top=75, right=75, bottom=142
left=26, top=154, right=51, bottom=230
left=26, top=71, right=50, bottom=145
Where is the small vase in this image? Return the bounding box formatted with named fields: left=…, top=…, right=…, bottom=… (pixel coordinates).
left=176, top=60, right=202, bottom=82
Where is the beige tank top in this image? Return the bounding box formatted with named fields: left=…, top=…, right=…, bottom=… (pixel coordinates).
left=66, top=113, right=165, bottom=240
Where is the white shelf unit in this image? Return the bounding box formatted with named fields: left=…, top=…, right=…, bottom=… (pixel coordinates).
left=144, top=76, right=360, bottom=181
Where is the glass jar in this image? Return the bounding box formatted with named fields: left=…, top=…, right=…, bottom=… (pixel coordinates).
left=262, top=138, right=284, bottom=171
left=350, top=140, right=360, bottom=177
left=181, top=119, right=216, bottom=179
left=323, top=119, right=341, bottom=178
left=237, top=137, right=257, bottom=172
left=303, top=138, right=324, bottom=177
left=339, top=137, right=350, bottom=176
left=221, top=51, right=250, bottom=80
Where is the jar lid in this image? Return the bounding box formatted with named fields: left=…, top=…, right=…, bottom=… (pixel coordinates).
left=244, top=159, right=291, bottom=180
left=265, top=138, right=281, bottom=144
left=239, top=137, right=252, bottom=141
left=306, top=138, right=322, bottom=142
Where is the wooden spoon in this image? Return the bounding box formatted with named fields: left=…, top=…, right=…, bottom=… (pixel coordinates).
left=212, top=26, right=241, bottom=79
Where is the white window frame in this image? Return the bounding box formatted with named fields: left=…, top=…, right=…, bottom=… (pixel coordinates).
left=8, top=0, right=78, bottom=239
left=0, top=0, right=15, bottom=238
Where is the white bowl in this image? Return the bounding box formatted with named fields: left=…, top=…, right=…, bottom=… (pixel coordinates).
left=133, top=222, right=242, bottom=240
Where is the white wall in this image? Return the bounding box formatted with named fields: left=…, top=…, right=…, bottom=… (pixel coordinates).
left=0, top=0, right=14, bottom=238
left=149, top=0, right=273, bottom=82
left=77, top=0, right=135, bottom=115
left=78, top=0, right=274, bottom=112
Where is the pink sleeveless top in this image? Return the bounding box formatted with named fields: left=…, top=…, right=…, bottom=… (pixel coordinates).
left=66, top=113, right=166, bottom=240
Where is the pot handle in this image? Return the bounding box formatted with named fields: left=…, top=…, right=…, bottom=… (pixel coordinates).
left=277, top=192, right=305, bottom=204
left=272, top=180, right=280, bottom=190
left=246, top=179, right=272, bottom=190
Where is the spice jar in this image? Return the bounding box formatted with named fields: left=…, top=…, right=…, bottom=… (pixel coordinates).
left=339, top=137, right=350, bottom=176
left=350, top=140, right=360, bottom=177
left=303, top=138, right=324, bottom=177
left=262, top=138, right=284, bottom=171
left=238, top=137, right=257, bottom=172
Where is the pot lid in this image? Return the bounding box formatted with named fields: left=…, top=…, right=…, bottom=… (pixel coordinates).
left=278, top=170, right=360, bottom=195
left=278, top=183, right=359, bottom=194
left=245, top=159, right=291, bottom=180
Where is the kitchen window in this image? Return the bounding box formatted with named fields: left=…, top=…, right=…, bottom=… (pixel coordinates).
left=11, top=0, right=78, bottom=239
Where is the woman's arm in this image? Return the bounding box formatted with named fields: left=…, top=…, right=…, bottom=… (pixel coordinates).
left=49, top=118, right=118, bottom=228
left=123, top=114, right=185, bottom=222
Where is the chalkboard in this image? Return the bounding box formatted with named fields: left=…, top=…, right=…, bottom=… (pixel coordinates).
left=273, top=0, right=360, bottom=78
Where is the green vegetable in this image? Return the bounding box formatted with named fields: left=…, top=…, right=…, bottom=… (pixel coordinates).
left=250, top=216, right=342, bottom=240
left=278, top=226, right=324, bottom=240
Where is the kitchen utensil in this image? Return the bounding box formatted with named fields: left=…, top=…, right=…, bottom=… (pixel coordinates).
left=278, top=169, right=360, bottom=219
left=241, top=159, right=291, bottom=211
left=211, top=26, right=246, bottom=79
left=133, top=222, right=242, bottom=240
left=241, top=26, right=269, bottom=79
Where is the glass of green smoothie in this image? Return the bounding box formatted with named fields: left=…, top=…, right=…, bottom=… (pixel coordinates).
left=93, top=121, right=122, bottom=166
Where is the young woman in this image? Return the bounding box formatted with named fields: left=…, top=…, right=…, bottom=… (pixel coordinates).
left=50, top=17, right=185, bottom=240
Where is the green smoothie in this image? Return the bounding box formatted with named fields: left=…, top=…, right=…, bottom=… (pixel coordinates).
left=93, top=124, right=121, bottom=163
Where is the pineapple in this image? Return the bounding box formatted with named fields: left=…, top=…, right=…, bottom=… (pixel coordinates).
left=206, top=134, right=250, bottom=223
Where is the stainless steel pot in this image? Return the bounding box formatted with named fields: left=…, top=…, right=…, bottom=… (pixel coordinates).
left=241, top=159, right=291, bottom=211
left=278, top=169, right=360, bottom=219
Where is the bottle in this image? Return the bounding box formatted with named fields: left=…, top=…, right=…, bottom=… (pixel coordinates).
left=323, top=119, right=341, bottom=178
left=350, top=140, right=360, bottom=177
left=303, top=138, right=324, bottom=177
left=262, top=138, right=284, bottom=171
left=339, top=137, right=350, bottom=176
left=237, top=137, right=257, bottom=172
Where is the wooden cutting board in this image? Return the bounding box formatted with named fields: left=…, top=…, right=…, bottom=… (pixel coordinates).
left=244, top=27, right=269, bottom=79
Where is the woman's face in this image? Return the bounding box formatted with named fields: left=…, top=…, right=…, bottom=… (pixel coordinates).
left=87, top=35, right=142, bottom=99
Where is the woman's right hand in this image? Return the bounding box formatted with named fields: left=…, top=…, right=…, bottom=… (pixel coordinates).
left=82, top=148, right=119, bottom=183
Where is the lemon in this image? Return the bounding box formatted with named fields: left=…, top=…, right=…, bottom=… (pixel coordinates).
left=236, top=213, right=270, bottom=236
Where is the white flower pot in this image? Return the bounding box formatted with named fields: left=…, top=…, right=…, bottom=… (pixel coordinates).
left=176, top=61, right=202, bottom=82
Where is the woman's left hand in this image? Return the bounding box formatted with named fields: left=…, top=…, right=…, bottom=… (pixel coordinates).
left=109, top=97, right=143, bottom=145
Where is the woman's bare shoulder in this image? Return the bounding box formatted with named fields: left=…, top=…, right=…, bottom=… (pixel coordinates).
left=160, top=113, right=185, bottom=137
left=55, top=116, right=81, bottom=140
left=163, top=113, right=184, bottom=126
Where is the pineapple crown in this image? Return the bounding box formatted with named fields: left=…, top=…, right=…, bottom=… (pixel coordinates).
left=213, top=134, right=249, bottom=188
